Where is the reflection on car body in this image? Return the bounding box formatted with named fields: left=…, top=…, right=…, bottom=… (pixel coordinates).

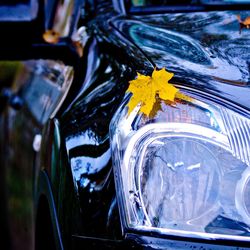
left=1, top=0, right=250, bottom=250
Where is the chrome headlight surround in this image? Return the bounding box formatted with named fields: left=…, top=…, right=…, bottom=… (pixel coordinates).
left=110, top=86, right=250, bottom=242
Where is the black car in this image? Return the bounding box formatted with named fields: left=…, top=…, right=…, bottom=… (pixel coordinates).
left=1, top=0, right=250, bottom=249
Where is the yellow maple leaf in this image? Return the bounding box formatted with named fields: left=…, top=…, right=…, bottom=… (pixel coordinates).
left=126, top=68, right=179, bottom=116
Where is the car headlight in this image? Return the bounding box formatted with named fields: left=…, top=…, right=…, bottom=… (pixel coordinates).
left=109, top=87, right=250, bottom=242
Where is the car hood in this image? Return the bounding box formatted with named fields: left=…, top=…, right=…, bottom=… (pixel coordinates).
left=112, top=11, right=250, bottom=111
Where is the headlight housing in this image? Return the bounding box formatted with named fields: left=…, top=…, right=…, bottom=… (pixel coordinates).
left=110, top=87, right=250, bottom=242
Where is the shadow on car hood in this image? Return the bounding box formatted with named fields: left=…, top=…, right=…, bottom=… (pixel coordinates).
left=112, top=10, right=250, bottom=111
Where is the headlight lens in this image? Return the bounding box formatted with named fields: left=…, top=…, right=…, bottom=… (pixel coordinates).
left=110, top=88, right=250, bottom=241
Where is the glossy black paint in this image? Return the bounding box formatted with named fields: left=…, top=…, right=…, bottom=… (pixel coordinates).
left=56, top=1, right=250, bottom=249
left=1, top=0, right=250, bottom=250
left=112, top=11, right=250, bottom=111
left=58, top=26, right=151, bottom=247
